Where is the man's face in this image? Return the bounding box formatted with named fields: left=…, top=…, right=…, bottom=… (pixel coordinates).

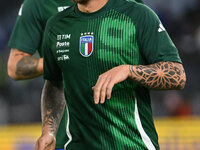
left=73, top=0, right=89, bottom=4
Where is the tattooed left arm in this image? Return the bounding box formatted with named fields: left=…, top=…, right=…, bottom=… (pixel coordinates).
left=129, top=61, right=186, bottom=90
left=93, top=61, right=186, bottom=104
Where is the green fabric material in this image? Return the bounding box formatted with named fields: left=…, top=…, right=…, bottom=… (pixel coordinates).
left=8, top=0, right=74, bottom=148
left=8, top=0, right=74, bottom=56
left=43, top=0, right=181, bottom=149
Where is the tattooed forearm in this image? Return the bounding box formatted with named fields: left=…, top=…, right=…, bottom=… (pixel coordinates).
left=41, top=80, right=65, bottom=135
left=129, top=61, right=186, bottom=90
left=16, top=56, right=39, bottom=77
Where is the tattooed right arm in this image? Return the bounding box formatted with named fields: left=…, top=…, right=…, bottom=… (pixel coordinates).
left=7, top=49, right=43, bottom=80
left=34, top=80, right=65, bottom=150
left=41, top=80, right=65, bottom=136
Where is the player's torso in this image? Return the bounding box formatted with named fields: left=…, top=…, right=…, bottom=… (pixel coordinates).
left=47, top=5, right=155, bottom=149
left=50, top=8, right=140, bottom=79
left=49, top=8, right=141, bottom=97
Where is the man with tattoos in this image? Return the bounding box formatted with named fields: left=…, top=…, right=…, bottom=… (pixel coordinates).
left=35, top=0, right=186, bottom=150
left=7, top=0, right=74, bottom=149
left=8, top=0, right=144, bottom=150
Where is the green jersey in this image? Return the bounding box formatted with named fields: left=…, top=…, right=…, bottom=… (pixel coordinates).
left=43, top=0, right=181, bottom=150
left=8, top=0, right=143, bottom=149
left=8, top=0, right=74, bottom=148
left=8, top=0, right=143, bottom=148
left=8, top=0, right=74, bottom=56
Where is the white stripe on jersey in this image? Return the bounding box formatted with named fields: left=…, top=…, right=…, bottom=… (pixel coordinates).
left=18, top=4, right=23, bottom=16
left=64, top=104, right=72, bottom=150
left=135, top=98, right=156, bottom=150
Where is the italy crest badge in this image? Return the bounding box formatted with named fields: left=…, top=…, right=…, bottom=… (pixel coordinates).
left=80, top=35, right=93, bottom=57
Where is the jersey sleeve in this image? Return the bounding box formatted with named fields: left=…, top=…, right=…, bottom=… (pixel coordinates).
left=43, top=27, right=62, bottom=81
left=8, top=0, right=43, bottom=54
left=135, top=4, right=182, bottom=64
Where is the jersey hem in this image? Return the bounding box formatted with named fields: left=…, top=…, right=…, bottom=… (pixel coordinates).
left=43, top=76, right=62, bottom=81
left=8, top=42, right=36, bottom=55
left=153, top=57, right=182, bottom=64
left=55, top=145, right=64, bottom=149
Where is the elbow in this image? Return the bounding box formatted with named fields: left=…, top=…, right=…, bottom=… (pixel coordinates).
left=174, top=63, right=187, bottom=90
left=7, top=69, right=19, bottom=80
left=7, top=64, right=20, bottom=80
left=180, top=76, right=186, bottom=90
left=177, top=71, right=187, bottom=90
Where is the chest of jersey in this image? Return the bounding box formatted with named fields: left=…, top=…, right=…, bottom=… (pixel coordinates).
left=50, top=10, right=140, bottom=78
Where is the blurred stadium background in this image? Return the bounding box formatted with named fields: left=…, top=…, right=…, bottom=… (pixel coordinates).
left=0, top=0, right=200, bottom=149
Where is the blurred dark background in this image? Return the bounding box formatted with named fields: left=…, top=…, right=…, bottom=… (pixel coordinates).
left=0, top=0, right=200, bottom=125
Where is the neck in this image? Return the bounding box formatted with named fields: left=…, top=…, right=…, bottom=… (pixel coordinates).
left=77, top=0, right=109, bottom=13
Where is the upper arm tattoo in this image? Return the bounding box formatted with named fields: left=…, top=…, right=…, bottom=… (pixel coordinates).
left=41, top=81, right=65, bottom=135
left=129, top=62, right=186, bottom=90
left=16, top=56, right=39, bottom=77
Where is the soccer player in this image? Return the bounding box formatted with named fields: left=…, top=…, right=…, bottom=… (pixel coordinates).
left=7, top=0, right=144, bottom=150
left=7, top=0, right=74, bottom=149
left=35, top=0, right=186, bottom=150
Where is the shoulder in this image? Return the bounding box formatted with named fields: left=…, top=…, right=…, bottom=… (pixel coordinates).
left=19, top=0, right=44, bottom=19
left=22, top=0, right=44, bottom=10
left=115, top=0, right=158, bottom=21
left=134, top=2, right=159, bottom=20
left=45, top=5, right=75, bottom=32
